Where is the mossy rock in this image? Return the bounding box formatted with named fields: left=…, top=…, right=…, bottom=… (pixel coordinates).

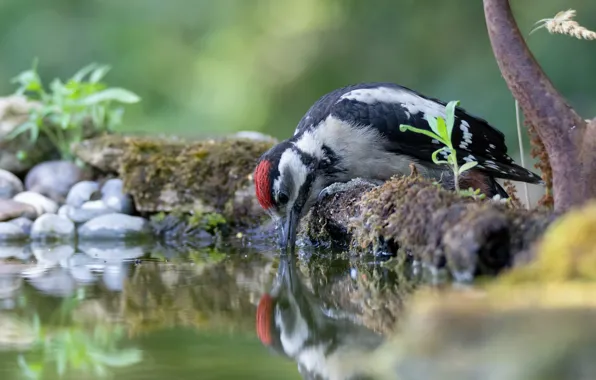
left=73, top=134, right=274, bottom=227
left=498, top=200, right=596, bottom=283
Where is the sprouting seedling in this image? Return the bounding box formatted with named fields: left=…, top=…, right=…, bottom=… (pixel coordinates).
left=531, top=9, right=596, bottom=40
left=399, top=100, right=478, bottom=194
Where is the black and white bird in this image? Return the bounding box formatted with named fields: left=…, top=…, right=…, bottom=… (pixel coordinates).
left=254, top=82, right=543, bottom=252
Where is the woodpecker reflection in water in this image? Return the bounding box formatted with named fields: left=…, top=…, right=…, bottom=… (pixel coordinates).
left=255, top=254, right=386, bottom=380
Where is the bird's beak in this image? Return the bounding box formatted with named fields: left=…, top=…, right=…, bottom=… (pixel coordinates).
left=279, top=207, right=300, bottom=254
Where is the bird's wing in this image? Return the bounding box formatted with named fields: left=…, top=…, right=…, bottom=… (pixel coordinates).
left=325, top=83, right=542, bottom=183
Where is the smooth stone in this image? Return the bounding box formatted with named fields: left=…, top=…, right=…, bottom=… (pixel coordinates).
left=25, top=160, right=90, bottom=202
left=0, top=222, right=27, bottom=241
left=30, top=214, right=75, bottom=241
left=101, top=179, right=133, bottom=214
left=66, top=201, right=113, bottom=223
left=0, top=169, right=24, bottom=199
left=65, top=180, right=99, bottom=208
left=0, top=199, right=37, bottom=221
left=78, top=213, right=151, bottom=240
left=13, top=191, right=58, bottom=216
left=57, top=205, right=69, bottom=218
left=8, top=217, right=33, bottom=235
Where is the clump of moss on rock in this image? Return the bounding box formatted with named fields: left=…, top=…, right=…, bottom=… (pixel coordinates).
left=73, top=134, right=274, bottom=231
left=498, top=200, right=596, bottom=283
left=303, top=174, right=556, bottom=278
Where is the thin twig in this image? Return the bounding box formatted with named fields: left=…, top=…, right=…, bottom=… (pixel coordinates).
left=515, top=99, right=531, bottom=209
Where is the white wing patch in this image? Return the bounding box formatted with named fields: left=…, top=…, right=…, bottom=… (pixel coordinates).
left=338, top=86, right=448, bottom=119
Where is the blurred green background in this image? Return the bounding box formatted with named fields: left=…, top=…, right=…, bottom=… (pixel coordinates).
left=0, top=0, right=594, bottom=156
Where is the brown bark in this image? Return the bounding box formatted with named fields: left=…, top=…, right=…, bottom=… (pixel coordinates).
left=483, top=0, right=596, bottom=212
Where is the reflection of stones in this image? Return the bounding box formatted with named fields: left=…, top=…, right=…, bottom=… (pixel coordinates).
left=22, top=243, right=76, bottom=278
left=26, top=267, right=76, bottom=297
left=13, top=191, right=58, bottom=216
left=0, top=199, right=37, bottom=221
left=0, top=245, right=31, bottom=261
left=0, top=222, right=28, bottom=241
left=66, top=180, right=100, bottom=208
left=78, top=213, right=151, bottom=240
left=67, top=253, right=102, bottom=283
left=25, top=160, right=90, bottom=202
left=64, top=201, right=114, bottom=223
left=78, top=241, right=146, bottom=261
left=103, top=263, right=128, bottom=291
left=0, top=169, right=24, bottom=199
left=30, top=214, right=75, bottom=241
left=100, top=178, right=134, bottom=214
left=8, top=216, right=33, bottom=235
left=0, top=274, right=22, bottom=300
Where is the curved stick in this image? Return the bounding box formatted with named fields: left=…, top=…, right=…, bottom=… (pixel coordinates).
left=483, top=0, right=594, bottom=211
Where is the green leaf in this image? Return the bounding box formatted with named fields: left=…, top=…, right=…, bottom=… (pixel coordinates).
left=424, top=114, right=440, bottom=136
left=80, top=88, right=141, bottom=105
left=71, top=63, right=100, bottom=83
left=445, top=100, right=460, bottom=138
left=4, top=120, right=38, bottom=142
left=400, top=124, right=444, bottom=143
left=436, top=116, right=449, bottom=142
left=431, top=148, right=449, bottom=165
left=90, top=65, right=111, bottom=83
left=458, top=160, right=478, bottom=174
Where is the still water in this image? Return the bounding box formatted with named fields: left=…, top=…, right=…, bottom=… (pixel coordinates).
left=0, top=238, right=415, bottom=380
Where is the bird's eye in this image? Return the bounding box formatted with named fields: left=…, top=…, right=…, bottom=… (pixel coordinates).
left=278, top=192, right=290, bottom=205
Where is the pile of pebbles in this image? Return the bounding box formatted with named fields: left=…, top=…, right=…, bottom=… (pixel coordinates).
left=0, top=160, right=151, bottom=243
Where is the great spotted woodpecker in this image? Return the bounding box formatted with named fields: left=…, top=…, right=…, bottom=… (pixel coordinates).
left=256, top=256, right=385, bottom=380
left=253, top=82, right=543, bottom=252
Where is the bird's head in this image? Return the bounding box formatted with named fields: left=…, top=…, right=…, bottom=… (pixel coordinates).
left=254, top=141, right=326, bottom=253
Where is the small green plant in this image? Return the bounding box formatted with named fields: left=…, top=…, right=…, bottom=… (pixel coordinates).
left=399, top=100, right=479, bottom=194
left=7, top=59, right=141, bottom=160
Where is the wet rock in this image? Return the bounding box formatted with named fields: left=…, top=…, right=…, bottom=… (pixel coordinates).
left=57, top=205, right=69, bottom=218
left=65, top=180, right=99, bottom=208
left=25, top=160, right=90, bottom=202
left=13, top=191, right=58, bottom=216
left=0, top=222, right=27, bottom=242
left=78, top=213, right=151, bottom=240
left=65, top=200, right=113, bottom=223
left=72, top=134, right=272, bottom=226
left=0, top=96, right=55, bottom=173
left=100, top=178, right=133, bottom=214
left=0, top=169, right=24, bottom=199
left=0, top=199, right=37, bottom=221
left=30, top=214, right=75, bottom=241
left=8, top=217, right=33, bottom=235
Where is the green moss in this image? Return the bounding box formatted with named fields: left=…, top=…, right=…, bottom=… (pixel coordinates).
left=499, top=200, right=596, bottom=283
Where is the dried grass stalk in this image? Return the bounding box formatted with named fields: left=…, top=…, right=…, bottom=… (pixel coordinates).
left=531, top=9, right=596, bottom=40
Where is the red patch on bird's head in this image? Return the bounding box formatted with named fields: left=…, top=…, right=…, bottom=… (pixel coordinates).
left=256, top=293, right=274, bottom=345
left=254, top=160, right=274, bottom=210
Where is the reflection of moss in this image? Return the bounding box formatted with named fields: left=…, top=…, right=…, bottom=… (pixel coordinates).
left=499, top=201, right=596, bottom=283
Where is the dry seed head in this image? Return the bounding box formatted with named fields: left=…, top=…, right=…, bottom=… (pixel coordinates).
left=531, top=9, right=596, bottom=40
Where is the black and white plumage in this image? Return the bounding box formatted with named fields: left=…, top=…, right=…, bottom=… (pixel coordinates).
left=254, top=82, right=543, bottom=252
left=256, top=256, right=384, bottom=380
